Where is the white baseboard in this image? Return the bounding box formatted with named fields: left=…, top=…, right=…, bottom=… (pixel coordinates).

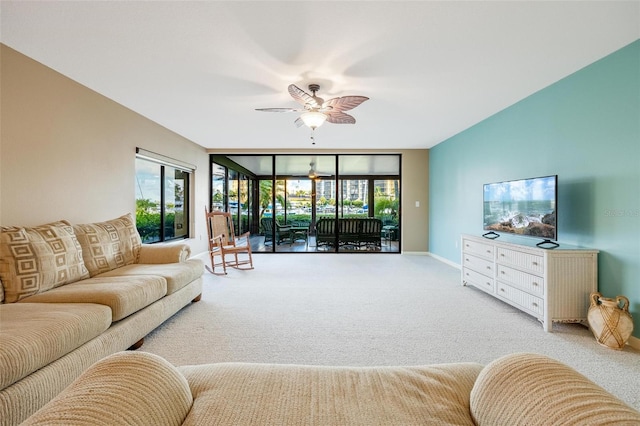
left=402, top=251, right=429, bottom=256
left=426, top=252, right=460, bottom=269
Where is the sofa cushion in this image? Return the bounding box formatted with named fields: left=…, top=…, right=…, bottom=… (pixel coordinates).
left=19, top=275, right=167, bottom=321
left=0, top=222, right=90, bottom=302
left=178, top=362, right=483, bottom=425
left=0, top=302, right=112, bottom=390
left=73, top=214, right=142, bottom=277
left=96, top=260, right=204, bottom=295
left=470, top=353, right=640, bottom=425
left=22, top=351, right=193, bottom=426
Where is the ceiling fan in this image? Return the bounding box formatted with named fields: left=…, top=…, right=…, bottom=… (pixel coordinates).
left=256, top=84, right=369, bottom=132
left=306, top=162, right=332, bottom=179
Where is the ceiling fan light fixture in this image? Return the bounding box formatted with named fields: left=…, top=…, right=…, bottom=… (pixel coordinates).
left=300, top=111, right=327, bottom=130
left=256, top=84, right=368, bottom=136
left=308, top=161, right=318, bottom=179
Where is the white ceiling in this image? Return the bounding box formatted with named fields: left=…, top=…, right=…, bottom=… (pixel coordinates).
left=1, top=1, right=638, bottom=151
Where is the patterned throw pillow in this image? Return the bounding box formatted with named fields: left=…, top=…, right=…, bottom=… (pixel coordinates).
left=0, top=221, right=90, bottom=303
left=73, top=213, right=142, bottom=277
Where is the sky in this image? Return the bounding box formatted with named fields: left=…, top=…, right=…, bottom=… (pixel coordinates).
left=484, top=175, right=556, bottom=202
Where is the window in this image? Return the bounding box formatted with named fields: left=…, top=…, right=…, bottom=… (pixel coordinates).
left=212, top=154, right=401, bottom=253
left=135, top=149, right=193, bottom=243
left=211, top=160, right=255, bottom=236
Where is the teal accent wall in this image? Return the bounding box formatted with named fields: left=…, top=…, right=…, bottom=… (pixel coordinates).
left=429, top=40, right=640, bottom=338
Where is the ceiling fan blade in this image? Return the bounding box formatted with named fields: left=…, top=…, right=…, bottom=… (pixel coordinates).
left=326, top=111, right=356, bottom=124
left=294, top=117, right=305, bottom=128
left=288, top=84, right=319, bottom=108
left=321, top=96, right=369, bottom=112
left=299, top=172, right=332, bottom=177
left=255, top=108, right=303, bottom=112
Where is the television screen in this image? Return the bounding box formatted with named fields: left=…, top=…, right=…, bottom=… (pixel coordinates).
left=483, top=175, right=557, bottom=241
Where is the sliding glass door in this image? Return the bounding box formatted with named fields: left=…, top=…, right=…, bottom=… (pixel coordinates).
left=374, top=179, right=400, bottom=248
left=210, top=154, right=401, bottom=253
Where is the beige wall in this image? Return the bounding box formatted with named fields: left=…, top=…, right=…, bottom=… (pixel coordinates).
left=0, top=44, right=210, bottom=255
left=400, top=150, right=429, bottom=253
left=208, top=149, right=430, bottom=253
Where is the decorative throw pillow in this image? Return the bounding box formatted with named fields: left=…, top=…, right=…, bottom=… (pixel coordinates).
left=0, top=221, right=90, bottom=303
left=73, top=213, right=142, bottom=276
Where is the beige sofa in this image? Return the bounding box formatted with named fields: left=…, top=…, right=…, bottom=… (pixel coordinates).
left=0, top=214, right=204, bottom=426
left=22, top=351, right=640, bottom=425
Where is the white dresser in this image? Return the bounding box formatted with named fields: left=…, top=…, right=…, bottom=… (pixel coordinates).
left=461, top=234, right=598, bottom=331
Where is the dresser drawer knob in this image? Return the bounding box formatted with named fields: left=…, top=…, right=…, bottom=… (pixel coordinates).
left=487, top=266, right=491, bottom=270
left=532, top=261, right=538, bottom=266
left=500, top=288, right=505, bottom=292
left=532, top=302, right=538, bottom=308
left=532, top=282, right=538, bottom=287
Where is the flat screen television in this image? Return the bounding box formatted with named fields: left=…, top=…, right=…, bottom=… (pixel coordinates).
left=483, top=175, right=558, bottom=246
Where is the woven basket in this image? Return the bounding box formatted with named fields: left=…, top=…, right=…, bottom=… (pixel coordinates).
left=587, top=292, right=634, bottom=350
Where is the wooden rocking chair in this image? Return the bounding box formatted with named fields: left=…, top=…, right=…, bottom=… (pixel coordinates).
left=205, top=208, right=254, bottom=275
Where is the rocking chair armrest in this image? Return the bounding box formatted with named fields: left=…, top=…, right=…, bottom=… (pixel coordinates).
left=235, top=232, right=252, bottom=246
left=210, top=234, right=225, bottom=246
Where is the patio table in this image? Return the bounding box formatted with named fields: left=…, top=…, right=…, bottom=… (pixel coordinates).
left=291, top=226, right=309, bottom=247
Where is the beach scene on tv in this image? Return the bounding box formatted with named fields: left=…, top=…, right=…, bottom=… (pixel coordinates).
left=483, top=176, right=556, bottom=239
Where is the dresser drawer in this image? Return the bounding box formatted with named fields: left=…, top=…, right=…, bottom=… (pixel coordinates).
left=496, top=283, right=543, bottom=317
left=497, top=265, right=544, bottom=296
left=463, top=267, right=495, bottom=293
left=463, top=253, right=494, bottom=276
left=496, top=247, right=543, bottom=274
left=461, top=233, right=599, bottom=332
left=462, top=238, right=494, bottom=260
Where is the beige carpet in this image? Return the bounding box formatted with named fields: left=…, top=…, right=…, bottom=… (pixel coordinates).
left=141, top=253, right=640, bottom=410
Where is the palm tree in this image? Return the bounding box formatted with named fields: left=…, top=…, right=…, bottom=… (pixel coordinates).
left=258, top=180, right=287, bottom=219
left=259, top=180, right=272, bottom=218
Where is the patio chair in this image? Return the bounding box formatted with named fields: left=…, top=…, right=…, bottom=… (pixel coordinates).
left=315, top=218, right=336, bottom=250
left=338, top=218, right=360, bottom=248
left=205, top=207, right=254, bottom=275
left=359, top=218, right=383, bottom=250
left=261, top=217, right=293, bottom=245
